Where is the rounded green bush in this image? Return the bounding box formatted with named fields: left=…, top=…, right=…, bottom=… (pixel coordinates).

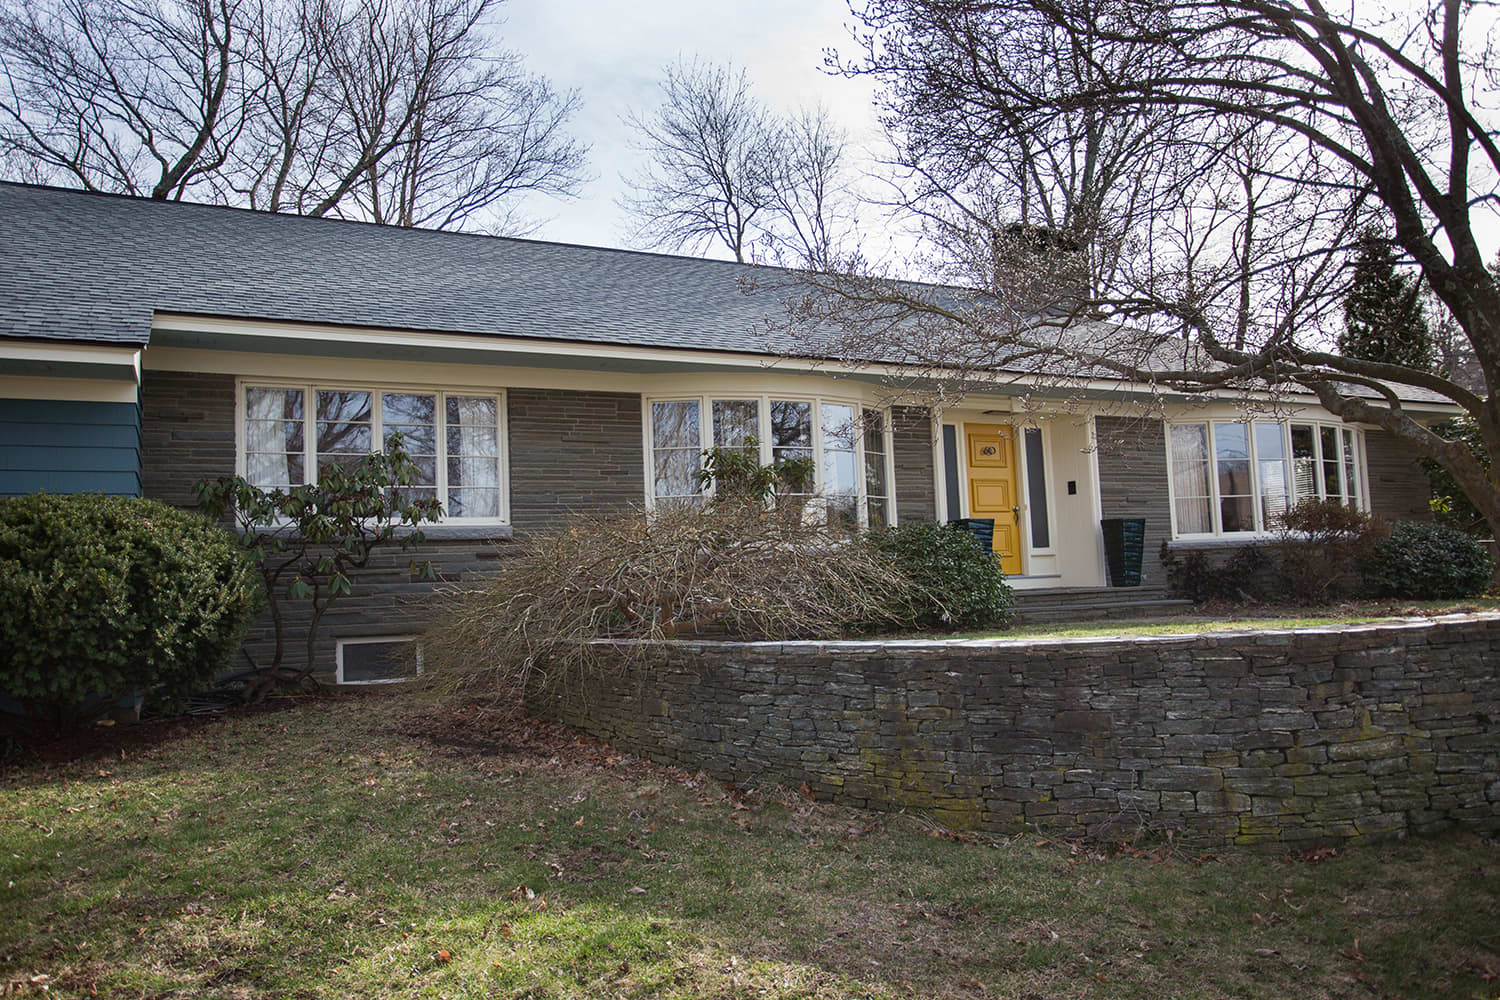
left=871, top=521, right=1016, bottom=630
left=0, top=494, right=264, bottom=725
left=1363, top=520, right=1494, bottom=599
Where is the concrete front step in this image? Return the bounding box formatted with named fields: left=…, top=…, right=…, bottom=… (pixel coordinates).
left=1015, top=598, right=1195, bottom=623
left=1010, top=586, right=1192, bottom=624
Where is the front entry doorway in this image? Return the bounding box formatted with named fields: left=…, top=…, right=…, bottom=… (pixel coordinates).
left=964, top=423, right=1023, bottom=575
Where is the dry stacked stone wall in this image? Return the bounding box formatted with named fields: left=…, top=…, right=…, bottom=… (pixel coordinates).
left=536, top=616, right=1500, bottom=847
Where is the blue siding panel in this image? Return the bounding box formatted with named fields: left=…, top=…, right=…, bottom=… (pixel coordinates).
left=0, top=397, right=141, bottom=497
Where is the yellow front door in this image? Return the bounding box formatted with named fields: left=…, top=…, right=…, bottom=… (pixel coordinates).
left=965, top=423, right=1022, bottom=575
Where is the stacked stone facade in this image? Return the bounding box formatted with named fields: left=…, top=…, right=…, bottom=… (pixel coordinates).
left=140, top=372, right=643, bottom=676
left=537, top=616, right=1500, bottom=848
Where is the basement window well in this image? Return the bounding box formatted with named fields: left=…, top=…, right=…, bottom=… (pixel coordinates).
left=336, top=636, right=421, bottom=685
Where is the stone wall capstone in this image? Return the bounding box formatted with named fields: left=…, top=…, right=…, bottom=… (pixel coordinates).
left=535, top=616, right=1500, bottom=848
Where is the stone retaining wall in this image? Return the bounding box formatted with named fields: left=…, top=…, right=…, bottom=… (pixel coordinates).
left=535, top=616, right=1500, bottom=847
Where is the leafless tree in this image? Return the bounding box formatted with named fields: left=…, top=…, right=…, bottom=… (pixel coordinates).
left=620, top=59, right=853, bottom=265
left=620, top=59, right=774, bottom=263
left=800, top=0, right=1500, bottom=538
left=761, top=104, right=856, bottom=268
left=840, top=0, right=1177, bottom=298
left=0, top=0, right=587, bottom=232
left=0, top=0, right=250, bottom=200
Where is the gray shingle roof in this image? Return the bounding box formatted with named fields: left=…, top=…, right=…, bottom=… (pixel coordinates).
left=0, top=183, right=1462, bottom=410
left=0, top=182, right=804, bottom=354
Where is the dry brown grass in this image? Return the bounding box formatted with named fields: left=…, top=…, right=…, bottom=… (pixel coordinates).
left=2, top=694, right=1496, bottom=999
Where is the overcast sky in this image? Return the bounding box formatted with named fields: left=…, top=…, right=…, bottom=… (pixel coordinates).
left=498, top=0, right=882, bottom=255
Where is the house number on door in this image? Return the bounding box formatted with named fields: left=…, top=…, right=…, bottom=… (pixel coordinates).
left=981, top=445, right=997, bottom=456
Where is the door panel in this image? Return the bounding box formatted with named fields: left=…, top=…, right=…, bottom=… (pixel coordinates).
left=965, top=423, right=1022, bottom=574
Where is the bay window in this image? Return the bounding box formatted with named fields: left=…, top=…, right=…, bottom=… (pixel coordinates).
left=1168, top=418, right=1364, bottom=537
left=645, top=394, right=893, bottom=526
left=242, top=384, right=506, bottom=521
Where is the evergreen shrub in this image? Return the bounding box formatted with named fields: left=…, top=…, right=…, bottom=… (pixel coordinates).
left=1364, top=521, right=1493, bottom=599
left=0, top=494, right=262, bottom=728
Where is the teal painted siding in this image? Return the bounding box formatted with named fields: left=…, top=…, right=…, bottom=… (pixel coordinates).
left=0, top=397, right=142, bottom=497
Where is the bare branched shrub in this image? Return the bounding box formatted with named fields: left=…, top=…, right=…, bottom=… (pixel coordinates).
left=419, top=500, right=911, bottom=709
left=1273, top=499, right=1386, bottom=604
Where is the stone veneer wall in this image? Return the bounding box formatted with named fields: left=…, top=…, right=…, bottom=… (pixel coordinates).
left=1095, top=416, right=1172, bottom=586
left=535, top=616, right=1500, bottom=848
left=891, top=406, right=936, bottom=522
left=140, top=372, right=643, bottom=675
left=1365, top=429, right=1435, bottom=523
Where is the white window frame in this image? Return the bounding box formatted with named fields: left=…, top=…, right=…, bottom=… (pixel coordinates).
left=236, top=380, right=510, bottom=525
left=1166, top=418, right=1367, bottom=540
left=641, top=393, right=897, bottom=527
left=335, top=635, right=422, bottom=685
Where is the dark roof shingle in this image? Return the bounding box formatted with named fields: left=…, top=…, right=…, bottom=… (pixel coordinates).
left=0, top=182, right=800, bottom=354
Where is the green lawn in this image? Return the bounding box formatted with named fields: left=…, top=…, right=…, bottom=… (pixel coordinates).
left=983, top=597, right=1500, bottom=641
left=2, top=694, right=1498, bottom=999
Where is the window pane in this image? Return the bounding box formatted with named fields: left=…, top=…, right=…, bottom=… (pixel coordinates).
left=317, top=390, right=371, bottom=424
left=245, top=387, right=306, bottom=488
left=652, top=400, right=699, bottom=450
left=822, top=404, right=857, bottom=503
left=1215, top=424, right=1253, bottom=533
left=316, top=421, right=371, bottom=457
left=864, top=452, right=888, bottom=499
left=771, top=400, right=814, bottom=493
left=863, top=411, right=886, bottom=457
left=1170, top=424, right=1212, bottom=533
left=863, top=409, right=888, bottom=503
left=1175, top=497, right=1212, bottom=534
left=247, top=387, right=303, bottom=422
left=383, top=393, right=437, bottom=457
left=247, top=418, right=304, bottom=456
left=446, top=396, right=497, bottom=428
left=1170, top=424, right=1210, bottom=495
left=449, top=488, right=500, bottom=519
left=1214, top=422, right=1250, bottom=464
left=248, top=452, right=304, bottom=488
left=448, top=456, right=500, bottom=490
left=1291, top=424, right=1318, bottom=501
left=867, top=497, right=889, bottom=530
left=407, top=455, right=437, bottom=487
left=1024, top=427, right=1050, bottom=549
left=1342, top=429, right=1359, bottom=506
left=1321, top=426, right=1343, bottom=499
left=445, top=424, right=499, bottom=458
left=1254, top=422, right=1288, bottom=528
left=1220, top=495, right=1255, bottom=532
left=386, top=422, right=436, bottom=455
left=654, top=449, right=700, bottom=498
left=825, top=449, right=857, bottom=495
left=315, top=390, right=372, bottom=463
left=1254, top=422, right=1285, bottom=459
left=712, top=399, right=759, bottom=449
left=821, top=403, right=857, bottom=451
left=383, top=392, right=435, bottom=426
left=827, top=493, right=859, bottom=532
left=770, top=400, right=812, bottom=448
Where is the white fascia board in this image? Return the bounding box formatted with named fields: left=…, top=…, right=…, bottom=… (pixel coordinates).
left=147, top=313, right=1466, bottom=417
left=0, top=374, right=140, bottom=403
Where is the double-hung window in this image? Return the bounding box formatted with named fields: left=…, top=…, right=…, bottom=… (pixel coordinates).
left=1168, top=418, right=1364, bottom=537
left=243, top=384, right=506, bottom=522
left=645, top=394, right=893, bottom=527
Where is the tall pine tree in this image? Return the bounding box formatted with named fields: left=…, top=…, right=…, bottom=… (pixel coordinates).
left=1338, top=235, right=1435, bottom=371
